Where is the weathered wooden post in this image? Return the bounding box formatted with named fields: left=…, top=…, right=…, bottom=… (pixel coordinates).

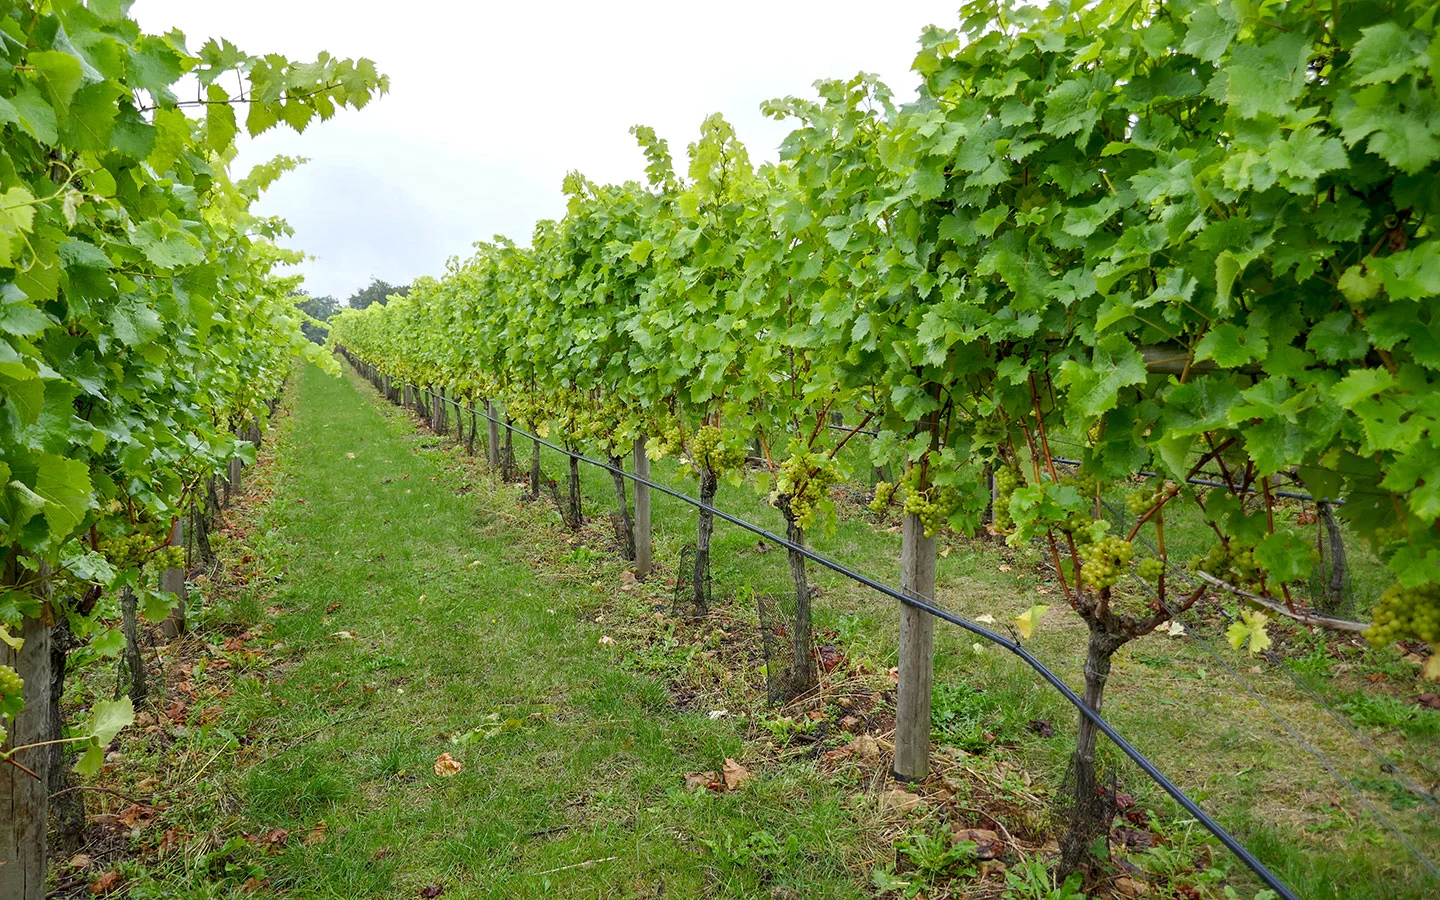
left=486, top=402, right=501, bottom=469
left=1, top=577, right=51, bottom=900
left=894, top=506, right=937, bottom=781
left=160, top=518, right=187, bottom=638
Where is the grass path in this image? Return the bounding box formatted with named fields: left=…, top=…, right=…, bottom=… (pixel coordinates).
left=145, top=364, right=866, bottom=899
left=94, top=360, right=1440, bottom=900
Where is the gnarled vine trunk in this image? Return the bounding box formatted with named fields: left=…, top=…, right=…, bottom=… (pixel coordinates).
left=528, top=438, right=542, bottom=499
left=1059, top=623, right=1128, bottom=877
left=608, top=454, right=635, bottom=560
left=565, top=453, right=583, bottom=531
left=120, top=586, right=147, bottom=707
left=692, top=467, right=718, bottom=617
left=783, top=511, right=818, bottom=699
left=502, top=418, right=516, bottom=481
left=1317, top=500, right=1348, bottom=614
left=47, top=618, right=83, bottom=852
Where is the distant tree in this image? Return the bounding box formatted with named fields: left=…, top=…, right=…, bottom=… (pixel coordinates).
left=347, top=278, right=410, bottom=310
left=293, top=293, right=340, bottom=344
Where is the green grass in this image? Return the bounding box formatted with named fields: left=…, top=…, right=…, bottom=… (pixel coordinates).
left=101, top=364, right=873, bottom=899
left=491, top=382, right=1440, bottom=898
left=77, top=362, right=1440, bottom=900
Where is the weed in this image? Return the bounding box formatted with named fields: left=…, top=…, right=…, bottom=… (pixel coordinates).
left=1336, top=691, right=1440, bottom=740
left=701, top=829, right=799, bottom=868
left=1000, top=856, right=1087, bottom=900
left=930, top=681, right=1031, bottom=752
left=873, top=829, right=978, bottom=898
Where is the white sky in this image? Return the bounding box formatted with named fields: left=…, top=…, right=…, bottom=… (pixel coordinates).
left=131, top=1, right=960, bottom=302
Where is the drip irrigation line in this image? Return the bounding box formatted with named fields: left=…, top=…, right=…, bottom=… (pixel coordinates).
left=1099, top=493, right=1439, bottom=808
left=348, top=361, right=1299, bottom=900
left=1085, top=497, right=1440, bottom=880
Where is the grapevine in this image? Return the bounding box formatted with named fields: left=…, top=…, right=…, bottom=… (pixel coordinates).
left=1136, top=558, right=1165, bottom=583
left=1364, top=582, right=1440, bottom=649
left=993, top=464, right=1023, bottom=533
left=871, top=481, right=896, bottom=514
left=773, top=451, right=840, bottom=532
left=1126, top=484, right=1167, bottom=520
left=1192, top=541, right=1265, bottom=593
left=899, top=465, right=963, bottom=538
left=1077, top=535, right=1134, bottom=591
left=690, top=425, right=748, bottom=476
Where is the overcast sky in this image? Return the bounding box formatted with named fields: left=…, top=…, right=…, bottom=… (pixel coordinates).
left=130, top=1, right=960, bottom=302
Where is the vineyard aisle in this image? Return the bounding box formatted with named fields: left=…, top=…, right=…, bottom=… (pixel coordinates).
left=115, top=363, right=866, bottom=899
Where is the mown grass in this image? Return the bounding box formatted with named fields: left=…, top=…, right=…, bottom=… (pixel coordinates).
left=70, top=362, right=1440, bottom=900
left=490, top=382, right=1439, bottom=899
left=89, top=364, right=878, bottom=899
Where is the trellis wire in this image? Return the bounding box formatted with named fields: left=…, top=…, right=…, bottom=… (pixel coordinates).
left=344, top=359, right=1300, bottom=900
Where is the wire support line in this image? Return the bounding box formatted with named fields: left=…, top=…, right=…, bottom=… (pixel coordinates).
left=346, top=360, right=1299, bottom=900
left=822, top=422, right=1340, bottom=505
left=825, top=417, right=1421, bottom=807
left=1082, top=497, right=1440, bottom=883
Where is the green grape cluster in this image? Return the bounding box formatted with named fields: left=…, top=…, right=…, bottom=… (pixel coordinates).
left=1364, top=582, right=1440, bottom=648
left=899, top=467, right=963, bottom=538
left=1062, top=511, right=1096, bottom=544
left=1126, top=483, right=1167, bottom=518
left=153, top=546, right=186, bottom=571
left=1191, top=540, right=1263, bottom=590
left=772, top=451, right=839, bottom=531
left=870, top=481, right=895, bottom=513
left=993, top=464, right=1023, bottom=532
left=0, top=664, right=22, bottom=701
left=690, top=425, right=747, bottom=475
left=1136, top=557, right=1165, bottom=583
left=1078, top=535, right=1134, bottom=590
left=1069, top=469, right=1099, bottom=499
left=646, top=423, right=684, bottom=460
left=100, top=532, right=155, bottom=570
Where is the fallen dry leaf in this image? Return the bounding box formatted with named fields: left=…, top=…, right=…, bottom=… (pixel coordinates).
left=722, top=758, right=753, bottom=791
left=598, top=635, right=615, bottom=646
left=69, top=854, right=94, bottom=870
left=851, top=734, right=882, bottom=762
left=953, top=827, right=1003, bottom=859
left=345, top=452, right=356, bottom=459
left=879, top=788, right=923, bottom=814
left=433, top=752, right=462, bottom=777
left=90, top=871, right=122, bottom=894
left=420, top=885, right=445, bottom=898
left=331, top=630, right=358, bottom=641
left=684, top=770, right=720, bottom=791
left=1115, top=875, right=1152, bottom=897
left=116, top=804, right=157, bottom=828
left=304, top=821, right=328, bottom=845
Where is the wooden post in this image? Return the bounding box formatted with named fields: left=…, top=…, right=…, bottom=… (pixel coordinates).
left=1, top=590, right=51, bottom=900
left=486, top=402, right=501, bottom=469
left=160, top=518, right=187, bottom=638
left=632, top=437, right=652, bottom=579
left=894, top=508, right=937, bottom=781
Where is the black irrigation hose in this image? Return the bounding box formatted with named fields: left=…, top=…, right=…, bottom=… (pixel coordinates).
left=346, top=367, right=1303, bottom=900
